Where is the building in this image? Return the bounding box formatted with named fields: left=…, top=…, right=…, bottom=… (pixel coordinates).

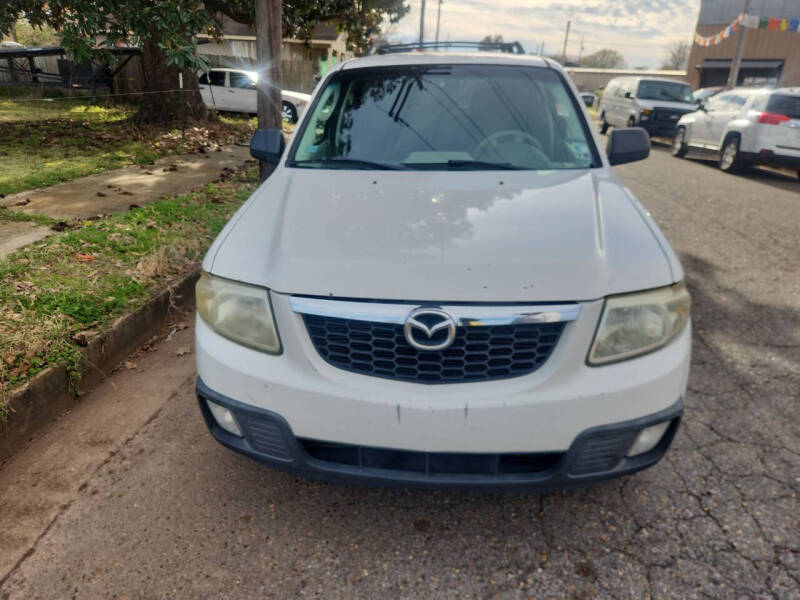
left=687, top=0, right=800, bottom=88
left=198, top=17, right=353, bottom=93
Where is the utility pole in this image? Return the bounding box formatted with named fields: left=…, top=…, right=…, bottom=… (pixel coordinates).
left=435, top=0, right=443, bottom=44
left=578, top=36, right=585, bottom=64
left=561, top=20, right=571, bottom=64
left=255, top=0, right=283, bottom=182
left=727, top=0, right=752, bottom=88
left=540, top=41, right=545, bottom=57
left=419, top=0, right=427, bottom=50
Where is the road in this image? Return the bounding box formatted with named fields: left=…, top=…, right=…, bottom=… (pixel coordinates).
left=1, top=144, right=798, bottom=599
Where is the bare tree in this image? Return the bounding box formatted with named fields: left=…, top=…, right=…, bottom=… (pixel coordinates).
left=580, top=48, right=626, bottom=69
left=661, top=41, right=690, bottom=70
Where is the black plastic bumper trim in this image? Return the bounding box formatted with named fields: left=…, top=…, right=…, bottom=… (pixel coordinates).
left=196, top=378, right=683, bottom=491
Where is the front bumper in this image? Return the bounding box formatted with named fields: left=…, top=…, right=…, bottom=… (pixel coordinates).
left=639, top=119, right=681, bottom=137
left=198, top=377, right=683, bottom=491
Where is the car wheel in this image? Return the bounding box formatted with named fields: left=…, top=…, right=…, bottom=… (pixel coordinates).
left=627, top=116, right=636, bottom=128
left=599, top=113, right=609, bottom=134
left=719, top=135, right=742, bottom=173
left=671, top=127, right=688, bottom=158
left=281, top=101, right=298, bottom=124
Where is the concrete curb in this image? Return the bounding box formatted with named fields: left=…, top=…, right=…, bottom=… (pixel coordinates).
left=0, top=270, right=199, bottom=464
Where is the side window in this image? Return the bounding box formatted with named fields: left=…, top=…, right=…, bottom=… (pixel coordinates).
left=730, top=95, right=746, bottom=108
left=209, top=71, right=226, bottom=86
left=199, top=73, right=208, bottom=85
left=708, top=93, right=732, bottom=110
left=230, top=72, right=256, bottom=89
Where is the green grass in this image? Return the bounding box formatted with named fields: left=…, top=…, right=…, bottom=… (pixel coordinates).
left=0, top=96, right=257, bottom=196
left=0, top=166, right=258, bottom=405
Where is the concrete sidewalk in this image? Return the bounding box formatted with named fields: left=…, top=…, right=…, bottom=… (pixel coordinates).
left=0, top=145, right=252, bottom=258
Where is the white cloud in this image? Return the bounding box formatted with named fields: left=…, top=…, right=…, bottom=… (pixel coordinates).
left=386, top=0, right=702, bottom=68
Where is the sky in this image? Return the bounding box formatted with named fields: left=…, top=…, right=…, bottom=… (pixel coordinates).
left=386, top=0, right=704, bottom=69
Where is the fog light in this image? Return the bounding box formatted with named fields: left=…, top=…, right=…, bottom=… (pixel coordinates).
left=627, top=421, right=671, bottom=457
left=206, top=400, right=243, bottom=437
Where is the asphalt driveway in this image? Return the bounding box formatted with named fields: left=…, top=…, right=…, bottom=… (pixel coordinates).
left=1, top=143, right=798, bottom=599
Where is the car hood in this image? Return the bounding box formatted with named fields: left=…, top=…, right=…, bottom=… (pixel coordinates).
left=206, top=168, right=677, bottom=302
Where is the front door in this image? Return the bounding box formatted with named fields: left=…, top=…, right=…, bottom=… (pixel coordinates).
left=228, top=71, right=258, bottom=114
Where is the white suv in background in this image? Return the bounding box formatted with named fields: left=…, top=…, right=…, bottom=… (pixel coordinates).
left=598, top=77, right=696, bottom=138
left=195, top=50, right=691, bottom=491
left=198, top=68, right=310, bottom=123
left=673, top=87, right=800, bottom=177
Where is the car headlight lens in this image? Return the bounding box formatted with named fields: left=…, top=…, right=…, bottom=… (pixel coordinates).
left=196, top=272, right=281, bottom=354
left=588, top=282, right=690, bottom=365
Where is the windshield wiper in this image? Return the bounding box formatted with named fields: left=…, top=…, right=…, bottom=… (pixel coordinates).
left=444, top=159, right=523, bottom=170
left=291, top=158, right=406, bottom=170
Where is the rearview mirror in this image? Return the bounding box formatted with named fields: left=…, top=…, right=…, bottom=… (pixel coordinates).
left=606, top=127, right=650, bottom=166
left=250, top=128, right=286, bottom=165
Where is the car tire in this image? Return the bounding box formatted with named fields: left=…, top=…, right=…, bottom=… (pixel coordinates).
left=627, top=116, right=636, bottom=128
left=671, top=127, right=688, bottom=158
left=600, top=113, right=609, bottom=134
left=281, top=101, right=298, bottom=124
left=719, top=135, right=743, bottom=173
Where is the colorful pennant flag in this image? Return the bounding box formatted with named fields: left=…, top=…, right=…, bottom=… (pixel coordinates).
left=694, top=12, right=800, bottom=46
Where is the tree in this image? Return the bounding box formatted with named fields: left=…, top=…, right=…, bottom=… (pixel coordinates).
left=479, top=34, right=504, bottom=50
left=580, top=48, right=626, bottom=69
left=661, top=41, right=690, bottom=71
left=4, top=17, right=59, bottom=47
left=0, top=0, right=408, bottom=123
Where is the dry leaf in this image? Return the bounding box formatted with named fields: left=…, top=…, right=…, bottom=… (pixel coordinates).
left=75, top=253, right=96, bottom=262
left=175, top=346, right=191, bottom=357
left=124, top=360, right=137, bottom=369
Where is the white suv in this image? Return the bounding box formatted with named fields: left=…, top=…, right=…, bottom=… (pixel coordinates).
left=673, top=87, right=800, bottom=176
left=195, top=51, right=691, bottom=490
left=198, top=68, right=310, bottom=123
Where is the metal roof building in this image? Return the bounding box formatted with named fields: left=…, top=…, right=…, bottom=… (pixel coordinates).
left=687, top=0, right=800, bottom=88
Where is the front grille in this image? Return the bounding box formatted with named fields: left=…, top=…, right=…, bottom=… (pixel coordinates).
left=302, top=314, right=565, bottom=384
left=300, top=439, right=563, bottom=476
left=653, top=108, right=687, bottom=123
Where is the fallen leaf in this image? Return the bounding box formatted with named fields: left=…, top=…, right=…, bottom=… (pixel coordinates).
left=75, top=253, right=96, bottom=262
left=175, top=346, right=191, bottom=357
left=3, top=353, right=15, bottom=367
left=124, top=361, right=137, bottom=369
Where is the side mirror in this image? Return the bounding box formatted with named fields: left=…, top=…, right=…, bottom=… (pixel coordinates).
left=698, top=103, right=708, bottom=112
left=624, top=91, right=633, bottom=99
left=250, top=128, right=286, bottom=165
left=607, top=127, right=650, bottom=166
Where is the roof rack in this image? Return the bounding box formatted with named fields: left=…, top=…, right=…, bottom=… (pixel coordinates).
left=372, top=41, right=526, bottom=55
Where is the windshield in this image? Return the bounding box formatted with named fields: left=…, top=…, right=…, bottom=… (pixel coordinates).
left=637, top=81, right=693, bottom=103
left=289, top=65, right=599, bottom=171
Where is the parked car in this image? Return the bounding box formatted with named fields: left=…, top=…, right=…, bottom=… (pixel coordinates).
left=692, top=86, right=724, bottom=105
left=198, top=68, right=310, bottom=123
left=195, top=51, right=690, bottom=491
left=672, top=87, right=800, bottom=177
left=598, top=76, right=696, bottom=137
left=580, top=91, right=597, bottom=107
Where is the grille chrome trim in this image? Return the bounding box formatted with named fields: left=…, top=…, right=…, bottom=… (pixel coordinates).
left=290, top=296, right=581, bottom=326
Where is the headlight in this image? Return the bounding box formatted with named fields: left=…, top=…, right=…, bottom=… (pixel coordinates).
left=196, top=272, right=281, bottom=354
left=588, top=282, right=690, bottom=365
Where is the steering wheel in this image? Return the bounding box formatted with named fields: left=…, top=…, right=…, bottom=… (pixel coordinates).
left=473, top=130, right=548, bottom=167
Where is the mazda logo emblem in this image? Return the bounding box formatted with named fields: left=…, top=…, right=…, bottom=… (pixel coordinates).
left=404, top=308, right=458, bottom=351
